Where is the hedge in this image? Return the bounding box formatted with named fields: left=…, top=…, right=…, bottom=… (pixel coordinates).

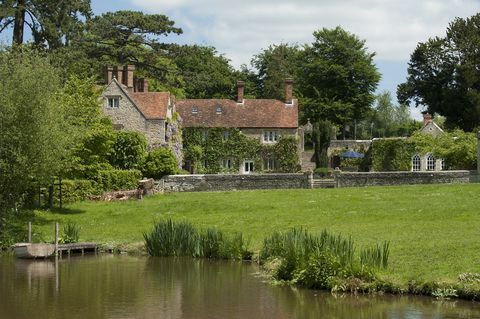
left=94, top=169, right=142, bottom=191
left=52, top=179, right=99, bottom=205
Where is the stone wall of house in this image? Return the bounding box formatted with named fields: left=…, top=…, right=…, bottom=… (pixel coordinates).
left=158, top=173, right=312, bottom=192
left=102, top=83, right=165, bottom=145
left=334, top=170, right=470, bottom=188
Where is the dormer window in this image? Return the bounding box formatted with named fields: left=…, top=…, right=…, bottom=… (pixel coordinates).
left=107, top=97, right=120, bottom=108
left=216, top=106, right=223, bottom=114
left=192, top=106, right=198, bottom=114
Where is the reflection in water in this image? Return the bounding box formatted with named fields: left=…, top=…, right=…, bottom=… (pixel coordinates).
left=0, top=256, right=479, bottom=319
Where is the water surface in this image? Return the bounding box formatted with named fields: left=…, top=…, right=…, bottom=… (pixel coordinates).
left=0, top=255, right=479, bottom=319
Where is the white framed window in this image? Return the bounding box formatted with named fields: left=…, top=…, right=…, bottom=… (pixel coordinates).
left=221, top=158, right=232, bottom=169
left=264, top=158, right=276, bottom=171
left=426, top=154, right=435, bottom=171
left=412, top=155, right=421, bottom=171
left=216, top=106, right=223, bottom=114
left=192, top=106, right=198, bottom=114
left=263, top=131, right=279, bottom=143
left=203, top=160, right=208, bottom=168
left=202, top=130, right=208, bottom=140
left=441, top=159, right=446, bottom=171
left=107, top=97, right=120, bottom=108
left=243, top=160, right=254, bottom=174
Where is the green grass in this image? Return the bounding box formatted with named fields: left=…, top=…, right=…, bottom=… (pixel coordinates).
left=32, top=183, right=480, bottom=283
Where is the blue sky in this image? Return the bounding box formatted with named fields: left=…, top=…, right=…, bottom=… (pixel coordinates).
left=4, top=1, right=480, bottom=119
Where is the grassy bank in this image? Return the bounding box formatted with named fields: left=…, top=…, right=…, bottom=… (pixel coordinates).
left=32, top=183, right=480, bottom=285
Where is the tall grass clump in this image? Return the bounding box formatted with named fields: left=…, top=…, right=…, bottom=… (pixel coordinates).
left=60, top=221, right=80, bottom=244
left=144, top=220, right=198, bottom=257
left=260, top=228, right=389, bottom=291
left=144, top=219, right=252, bottom=260
left=360, top=241, right=390, bottom=269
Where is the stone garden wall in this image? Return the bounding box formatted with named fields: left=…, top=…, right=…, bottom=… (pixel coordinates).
left=159, top=173, right=312, bottom=192
left=334, top=171, right=470, bottom=188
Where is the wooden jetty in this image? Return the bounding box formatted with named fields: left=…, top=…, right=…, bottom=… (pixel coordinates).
left=12, top=242, right=98, bottom=259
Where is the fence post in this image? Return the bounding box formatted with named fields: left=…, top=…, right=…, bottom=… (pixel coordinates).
left=55, top=222, right=59, bottom=257
left=28, top=222, right=32, bottom=243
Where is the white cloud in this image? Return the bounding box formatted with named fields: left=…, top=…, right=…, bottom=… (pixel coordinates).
left=131, top=0, right=480, bottom=67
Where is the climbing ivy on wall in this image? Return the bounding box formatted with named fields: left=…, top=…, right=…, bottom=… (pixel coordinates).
left=183, top=128, right=300, bottom=173
left=371, top=130, right=477, bottom=171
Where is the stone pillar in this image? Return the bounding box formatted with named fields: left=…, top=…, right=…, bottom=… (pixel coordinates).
left=477, top=131, right=480, bottom=174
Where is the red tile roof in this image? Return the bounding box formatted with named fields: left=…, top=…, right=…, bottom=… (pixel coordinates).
left=177, top=99, right=298, bottom=128
left=130, top=92, right=170, bottom=120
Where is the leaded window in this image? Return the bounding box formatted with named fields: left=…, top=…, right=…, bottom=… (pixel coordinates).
left=426, top=154, right=435, bottom=171
left=412, top=155, right=421, bottom=171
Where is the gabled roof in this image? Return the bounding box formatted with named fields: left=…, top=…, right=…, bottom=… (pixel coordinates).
left=130, top=92, right=170, bottom=120
left=177, top=99, right=298, bottom=128
left=421, top=121, right=444, bottom=136
left=108, top=79, right=170, bottom=120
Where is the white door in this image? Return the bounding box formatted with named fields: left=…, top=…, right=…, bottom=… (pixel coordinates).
left=243, top=160, right=254, bottom=174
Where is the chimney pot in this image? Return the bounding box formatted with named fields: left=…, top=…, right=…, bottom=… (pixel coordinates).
left=285, top=78, right=294, bottom=104
left=236, top=81, right=245, bottom=103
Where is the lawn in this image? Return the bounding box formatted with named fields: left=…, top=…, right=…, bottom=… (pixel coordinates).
left=33, top=183, right=480, bottom=283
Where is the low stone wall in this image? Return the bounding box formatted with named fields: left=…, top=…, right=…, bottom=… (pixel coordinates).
left=159, top=173, right=312, bottom=192
left=334, top=171, right=471, bottom=188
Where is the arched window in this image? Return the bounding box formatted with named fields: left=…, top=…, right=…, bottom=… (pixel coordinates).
left=426, top=154, right=435, bottom=171
left=441, top=159, right=446, bottom=170
left=412, top=155, right=421, bottom=171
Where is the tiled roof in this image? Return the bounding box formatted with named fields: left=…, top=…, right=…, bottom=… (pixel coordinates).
left=177, top=99, right=298, bottom=128
left=130, top=92, right=170, bottom=120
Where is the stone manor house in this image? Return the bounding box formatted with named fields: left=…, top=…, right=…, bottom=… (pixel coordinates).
left=101, top=65, right=301, bottom=174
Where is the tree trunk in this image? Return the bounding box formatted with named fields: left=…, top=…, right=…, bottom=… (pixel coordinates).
left=313, top=120, right=333, bottom=168
left=13, top=0, right=26, bottom=45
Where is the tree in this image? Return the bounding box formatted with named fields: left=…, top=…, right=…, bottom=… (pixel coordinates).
left=0, top=48, right=67, bottom=241
left=251, top=43, right=300, bottom=99
left=142, top=148, right=177, bottom=179
left=167, top=44, right=236, bottom=98
left=109, top=131, right=147, bottom=170
left=299, top=27, right=380, bottom=166
left=398, top=13, right=480, bottom=131
left=0, top=0, right=92, bottom=47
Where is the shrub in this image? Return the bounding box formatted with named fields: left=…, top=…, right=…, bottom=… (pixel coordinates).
left=371, top=138, right=414, bottom=171
left=94, top=169, right=142, bottom=191
left=260, top=228, right=388, bottom=289
left=142, top=147, right=177, bottom=179
left=108, top=131, right=147, bottom=170
left=52, top=179, right=99, bottom=204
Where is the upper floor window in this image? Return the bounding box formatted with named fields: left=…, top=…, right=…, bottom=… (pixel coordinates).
left=426, top=154, right=435, bottom=171
left=107, top=97, right=120, bottom=108
left=223, top=131, right=230, bottom=141
left=263, top=131, right=279, bottom=143
left=412, top=155, right=421, bottom=171
left=191, top=106, right=198, bottom=114
left=216, top=106, right=223, bottom=114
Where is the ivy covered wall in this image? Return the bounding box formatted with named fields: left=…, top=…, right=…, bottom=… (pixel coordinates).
left=371, top=130, right=477, bottom=171
left=183, top=127, right=300, bottom=173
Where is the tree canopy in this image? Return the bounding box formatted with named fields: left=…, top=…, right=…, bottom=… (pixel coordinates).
left=299, top=27, right=380, bottom=126
left=398, top=13, right=480, bottom=131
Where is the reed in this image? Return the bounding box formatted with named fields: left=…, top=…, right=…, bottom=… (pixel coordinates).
left=60, top=221, right=80, bottom=244
left=360, top=241, right=390, bottom=269
left=144, top=219, right=252, bottom=260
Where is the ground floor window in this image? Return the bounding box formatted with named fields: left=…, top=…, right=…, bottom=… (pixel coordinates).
left=441, top=159, right=446, bottom=170
left=263, top=158, right=277, bottom=171
left=221, top=158, right=232, bottom=169
left=203, top=160, right=208, bottom=169
left=412, top=154, right=421, bottom=171
left=243, top=160, right=254, bottom=174
left=426, top=154, right=435, bottom=171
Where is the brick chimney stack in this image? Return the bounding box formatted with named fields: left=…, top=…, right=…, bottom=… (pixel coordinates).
left=105, top=67, right=114, bottom=83
left=285, top=78, right=294, bottom=105
left=237, top=81, right=245, bottom=103
left=422, top=112, right=433, bottom=126
left=124, top=65, right=135, bottom=90
left=135, top=78, right=149, bottom=92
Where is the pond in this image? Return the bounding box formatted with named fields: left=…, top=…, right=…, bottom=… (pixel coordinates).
left=0, top=255, right=479, bottom=319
